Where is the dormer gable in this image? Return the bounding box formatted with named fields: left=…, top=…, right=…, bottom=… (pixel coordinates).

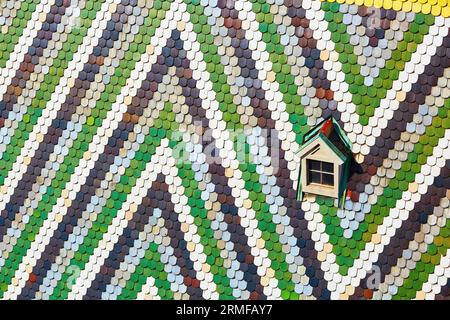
left=296, top=116, right=353, bottom=206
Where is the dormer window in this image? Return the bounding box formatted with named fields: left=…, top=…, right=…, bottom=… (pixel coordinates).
left=307, top=159, right=334, bottom=186
left=296, top=116, right=353, bottom=206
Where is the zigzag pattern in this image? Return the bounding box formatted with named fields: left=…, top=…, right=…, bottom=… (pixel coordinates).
left=0, top=0, right=448, bottom=300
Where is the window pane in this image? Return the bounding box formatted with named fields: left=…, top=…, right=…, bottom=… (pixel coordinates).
left=308, top=171, right=321, bottom=184
left=322, top=161, right=334, bottom=173
left=322, top=174, right=334, bottom=186
left=308, top=160, right=321, bottom=171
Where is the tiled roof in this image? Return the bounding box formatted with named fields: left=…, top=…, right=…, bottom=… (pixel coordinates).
left=0, top=0, right=448, bottom=300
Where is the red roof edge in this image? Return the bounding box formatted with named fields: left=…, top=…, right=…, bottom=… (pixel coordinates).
left=319, top=118, right=333, bottom=137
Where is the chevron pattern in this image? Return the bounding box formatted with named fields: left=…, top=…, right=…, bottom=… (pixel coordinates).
left=0, top=0, right=448, bottom=300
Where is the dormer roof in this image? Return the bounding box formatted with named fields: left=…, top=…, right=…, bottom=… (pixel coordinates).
left=299, top=116, right=353, bottom=161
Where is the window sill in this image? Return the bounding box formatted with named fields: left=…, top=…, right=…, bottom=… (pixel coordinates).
left=303, top=183, right=338, bottom=199
left=307, top=183, right=335, bottom=189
